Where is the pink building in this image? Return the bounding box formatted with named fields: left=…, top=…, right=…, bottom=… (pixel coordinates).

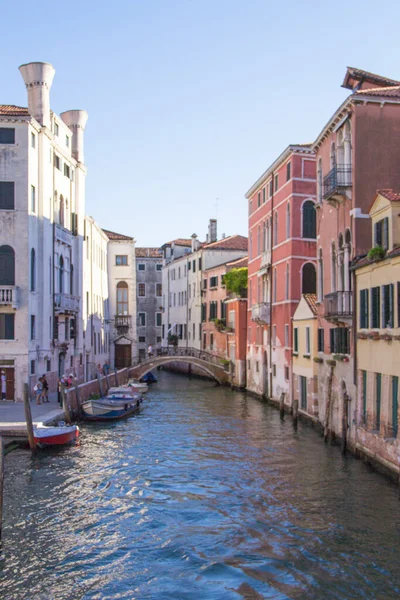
left=246, top=145, right=317, bottom=403
left=313, top=67, right=400, bottom=440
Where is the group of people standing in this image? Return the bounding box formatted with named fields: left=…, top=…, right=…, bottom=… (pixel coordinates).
left=33, top=375, right=50, bottom=405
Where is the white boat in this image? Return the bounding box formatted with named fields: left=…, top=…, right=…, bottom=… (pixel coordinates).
left=127, top=380, right=148, bottom=393
left=107, top=386, right=139, bottom=398
left=81, top=397, right=142, bottom=421
left=34, top=423, right=79, bottom=447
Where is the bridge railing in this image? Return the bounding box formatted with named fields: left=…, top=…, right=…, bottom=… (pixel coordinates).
left=134, top=346, right=232, bottom=372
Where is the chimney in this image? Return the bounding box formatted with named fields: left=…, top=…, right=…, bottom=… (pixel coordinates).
left=191, top=233, right=199, bottom=252
left=208, top=219, right=217, bottom=243
left=60, top=110, right=88, bottom=163
left=19, top=62, right=55, bottom=128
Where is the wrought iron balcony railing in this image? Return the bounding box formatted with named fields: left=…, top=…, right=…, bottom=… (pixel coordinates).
left=251, top=302, right=271, bottom=325
left=260, top=249, right=271, bottom=270
left=323, top=165, right=352, bottom=201
left=54, top=293, right=80, bottom=313
left=0, top=286, right=19, bottom=309
left=115, top=315, right=131, bottom=328
left=324, top=291, right=353, bottom=320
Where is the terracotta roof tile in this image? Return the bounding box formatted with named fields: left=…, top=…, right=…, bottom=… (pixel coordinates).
left=355, top=85, right=400, bottom=98
left=226, top=256, right=248, bottom=268
left=163, top=238, right=193, bottom=247
left=377, top=189, right=400, bottom=202
left=204, top=235, right=248, bottom=251
left=135, top=247, right=163, bottom=258
left=343, top=67, right=400, bottom=89
left=0, top=105, right=30, bottom=116
left=303, top=293, right=318, bottom=315
left=102, top=228, right=134, bottom=241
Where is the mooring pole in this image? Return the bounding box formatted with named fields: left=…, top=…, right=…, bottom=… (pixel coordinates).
left=279, top=393, right=285, bottom=420
left=341, top=392, right=349, bottom=455
left=293, top=398, right=299, bottom=429
left=74, top=378, right=81, bottom=416
left=96, top=372, right=103, bottom=397
left=61, top=385, right=72, bottom=424
left=23, top=383, right=36, bottom=453
left=0, top=436, right=4, bottom=540
left=114, top=368, right=119, bottom=386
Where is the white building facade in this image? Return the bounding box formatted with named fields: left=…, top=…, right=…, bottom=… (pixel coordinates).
left=0, top=61, right=87, bottom=399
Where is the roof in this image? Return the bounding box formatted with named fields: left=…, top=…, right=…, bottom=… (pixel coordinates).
left=163, top=238, right=193, bottom=247
left=226, top=256, right=248, bottom=268
left=354, top=85, right=400, bottom=98
left=204, top=234, right=248, bottom=251
left=102, top=228, right=134, bottom=241
left=245, top=144, right=314, bottom=198
left=303, top=294, right=318, bottom=315
left=135, top=247, right=163, bottom=258
left=0, top=105, right=30, bottom=116
left=342, top=67, right=400, bottom=90
left=376, top=189, right=400, bottom=203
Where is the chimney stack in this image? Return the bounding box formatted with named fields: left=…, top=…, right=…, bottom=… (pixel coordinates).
left=191, top=233, right=199, bottom=252
left=208, top=218, right=217, bottom=243
left=19, top=62, right=55, bottom=129
left=60, top=110, right=88, bottom=163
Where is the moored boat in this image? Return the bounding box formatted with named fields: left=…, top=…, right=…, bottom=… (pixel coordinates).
left=81, top=396, right=143, bottom=421
left=127, top=380, right=148, bottom=393
left=141, top=372, right=158, bottom=384
left=34, top=424, right=79, bottom=447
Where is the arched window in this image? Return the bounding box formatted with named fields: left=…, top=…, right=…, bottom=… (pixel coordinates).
left=302, top=200, right=316, bottom=239
left=331, top=242, right=337, bottom=293
left=317, top=157, right=323, bottom=204
left=266, top=220, right=270, bottom=250
left=0, top=245, right=15, bottom=285
left=302, top=263, right=316, bottom=294
left=285, top=263, right=290, bottom=300
left=286, top=203, right=290, bottom=239
left=70, top=264, right=74, bottom=295
left=257, top=225, right=261, bottom=256
left=59, top=255, right=64, bottom=293
left=330, top=142, right=336, bottom=169
left=59, top=195, right=65, bottom=227
left=30, top=248, right=36, bottom=291
left=117, top=281, right=129, bottom=315
left=318, top=248, right=324, bottom=302
left=273, top=212, right=278, bottom=246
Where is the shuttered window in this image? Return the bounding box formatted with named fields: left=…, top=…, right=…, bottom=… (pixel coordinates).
left=0, top=182, right=15, bottom=210
left=201, top=303, right=207, bottom=322
left=330, top=328, right=350, bottom=354
left=0, top=314, right=14, bottom=339
left=370, top=287, right=380, bottom=328
left=209, top=301, right=218, bottom=320
left=374, top=217, right=389, bottom=249
left=382, top=284, right=394, bottom=328
left=376, top=373, right=382, bottom=430
left=317, top=328, right=324, bottom=352
left=359, top=289, right=369, bottom=328
left=220, top=300, right=226, bottom=320
left=293, top=328, right=299, bottom=353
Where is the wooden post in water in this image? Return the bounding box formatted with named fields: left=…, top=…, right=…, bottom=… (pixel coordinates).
left=279, top=392, right=285, bottom=420
left=114, top=368, right=119, bottom=386
left=293, top=398, right=299, bottom=428
left=0, top=436, right=4, bottom=540
left=61, top=385, right=72, bottom=424
left=23, top=383, right=36, bottom=453
left=324, top=364, right=335, bottom=444
left=74, top=378, right=81, bottom=416
left=96, top=372, right=103, bottom=397
left=341, top=392, right=349, bottom=455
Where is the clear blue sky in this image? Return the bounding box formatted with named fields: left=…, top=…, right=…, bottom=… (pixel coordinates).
left=2, top=0, right=400, bottom=246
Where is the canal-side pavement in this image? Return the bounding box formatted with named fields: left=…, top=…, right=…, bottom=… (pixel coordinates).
left=0, top=393, right=64, bottom=437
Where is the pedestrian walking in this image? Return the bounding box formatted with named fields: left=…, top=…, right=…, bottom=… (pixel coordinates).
left=147, top=345, right=153, bottom=358
left=1, top=370, right=6, bottom=401
left=34, top=378, right=43, bottom=405
left=41, top=374, right=49, bottom=403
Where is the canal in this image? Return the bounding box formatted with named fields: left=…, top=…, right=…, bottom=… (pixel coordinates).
left=1, top=372, right=400, bottom=599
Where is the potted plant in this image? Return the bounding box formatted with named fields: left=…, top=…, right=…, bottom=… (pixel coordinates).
left=326, top=359, right=336, bottom=367
left=357, top=332, right=368, bottom=340
left=380, top=332, right=393, bottom=341
left=313, top=357, right=324, bottom=364
left=367, top=245, right=386, bottom=262
left=368, top=331, right=380, bottom=341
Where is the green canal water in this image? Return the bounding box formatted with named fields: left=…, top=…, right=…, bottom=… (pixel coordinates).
left=1, top=372, right=400, bottom=599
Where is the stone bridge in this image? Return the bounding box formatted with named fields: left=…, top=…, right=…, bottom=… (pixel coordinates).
left=129, top=347, right=232, bottom=385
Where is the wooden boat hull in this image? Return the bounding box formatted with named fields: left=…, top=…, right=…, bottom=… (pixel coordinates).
left=34, top=425, right=79, bottom=447
left=81, top=398, right=143, bottom=421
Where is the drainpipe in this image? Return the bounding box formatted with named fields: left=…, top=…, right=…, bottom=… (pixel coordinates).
left=269, top=171, right=275, bottom=400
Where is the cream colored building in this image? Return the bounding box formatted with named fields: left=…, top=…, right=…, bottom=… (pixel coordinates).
left=354, top=189, right=400, bottom=474
left=292, top=294, right=319, bottom=418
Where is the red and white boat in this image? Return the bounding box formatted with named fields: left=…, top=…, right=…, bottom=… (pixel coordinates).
left=33, top=424, right=79, bottom=447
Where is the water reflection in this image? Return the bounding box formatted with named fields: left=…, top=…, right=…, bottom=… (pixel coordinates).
left=1, top=372, right=400, bottom=599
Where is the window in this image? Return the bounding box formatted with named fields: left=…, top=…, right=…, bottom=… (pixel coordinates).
left=201, top=303, right=207, bottom=322
left=305, top=326, right=311, bottom=355
left=198, top=258, right=202, bottom=270
left=370, top=287, right=380, bottom=328
left=138, top=263, right=145, bottom=271
left=210, top=276, right=218, bottom=288
left=203, top=278, right=208, bottom=290
left=65, top=317, right=69, bottom=340
left=0, top=128, right=15, bottom=144
left=272, top=325, right=276, bottom=346
left=329, top=328, right=350, bottom=354
left=156, top=283, right=162, bottom=296
left=285, top=366, right=289, bottom=380
left=257, top=192, right=261, bottom=207
left=156, top=312, right=162, bottom=327
left=0, top=245, right=15, bottom=285
left=66, top=135, right=70, bottom=147
left=286, top=161, right=291, bottom=181
left=317, top=158, right=323, bottom=204
left=318, top=249, right=324, bottom=302
left=286, top=203, right=290, bottom=239
left=376, top=373, right=382, bottom=430
left=294, top=328, right=299, bottom=353
left=256, top=362, right=259, bottom=373
left=0, top=314, right=14, bottom=339
left=374, top=218, right=389, bottom=250
left=54, top=316, right=59, bottom=339
left=54, top=154, right=61, bottom=170
left=31, top=132, right=36, bottom=148
left=192, top=260, right=196, bottom=272
left=359, top=289, right=369, bottom=328
left=138, top=283, right=146, bottom=297
left=317, top=328, right=324, bottom=352
left=59, top=196, right=64, bottom=226
left=156, top=263, right=162, bottom=271
left=273, top=269, right=277, bottom=303
left=157, top=336, right=162, bottom=343
left=31, top=360, right=35, bottom=375
left=302, top=201, right=316, bottom=238
left=193, top=323, right=195, bottom=340
left=59, top=256, right=64, bottom=293
left=274, top=174, right=278, bottom=191
left=273, top=213, right=278, bottom=245
left=138, top=313, right=146, bottom=326
left=117, top=281, right=129, bottom=315
left=262, top=187, right=266, bottom=203
left=302, top=263, right=316, bottom=295
left=30, top=315, right=36, bottom=340
left=269, top=179, right=273, bottom=198
left=64, top=164, right=70, bottom=179
left=272, top=364, right=276, bottom=377
left=220, top=300, right=226, bottom=320
left=139, top=336, right=146, bottom=343
left=203, top=333, right=207, bottom=349
left=285, top=263, right=289, bottom=300
left=209, top=301, right=218, bottom=320
left=31, top=185, right=36, bottom=212
left=30, top=248, right=36, bottom=291
left=46, top=358, right=51, bottom=372
left=284, top=324, right=289, bottom=347
left=0, top=182, right=15, bottom=210
left=210, top=333, right=214, bottom=349
left=392, top=376, right=398, bottom=437
left=54, top=122, right=59, bottom=136
left=382, top=284, right=394, bottom=328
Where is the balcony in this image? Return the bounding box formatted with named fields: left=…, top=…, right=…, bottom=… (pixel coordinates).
left=323, top=165, right=352, bottom=202
left=251, top=302, right=271, bottom=325
left=55, top=223, right=73, bottom=246
left=54, top=293, right=80, bottom=314
left=324, top=291, right=353, bottom=322
left=0, top=286, right=19, bottom=309
left=115, top=315, right=131, bottom=329
left=258, top=249, right=271, bottom=275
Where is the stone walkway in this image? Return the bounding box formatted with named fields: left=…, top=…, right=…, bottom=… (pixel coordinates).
left=0, top=392, right=65, bottom=438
